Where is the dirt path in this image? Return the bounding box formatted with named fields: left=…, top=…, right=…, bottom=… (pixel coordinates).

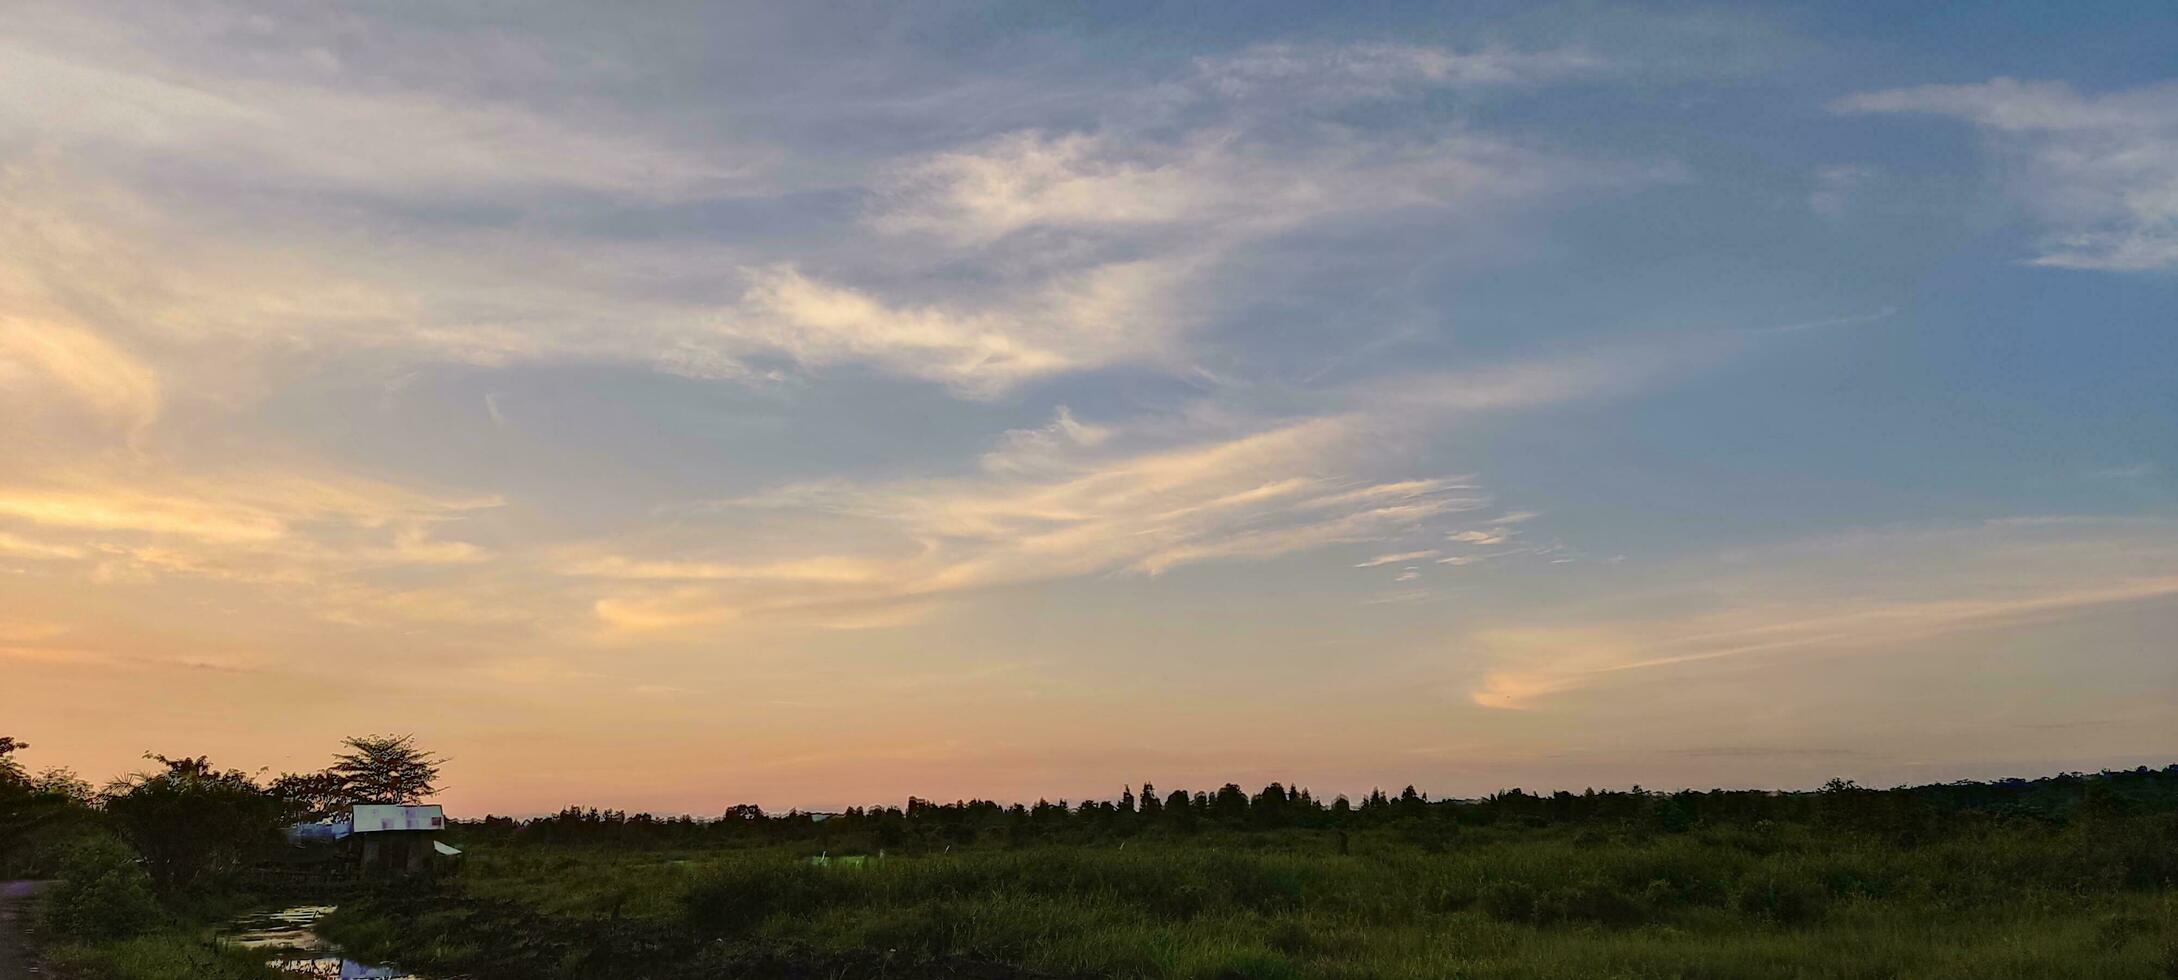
left=0, top=880, right=52, bottom=980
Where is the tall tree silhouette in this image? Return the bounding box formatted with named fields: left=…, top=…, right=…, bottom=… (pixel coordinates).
left=331, top=734, right=444, bottom=804
left=0, top=736, right=26, bottom=785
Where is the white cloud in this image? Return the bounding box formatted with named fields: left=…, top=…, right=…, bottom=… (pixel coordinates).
left=1357, top=549, right=1441, bottom=568
left=1465, top=517, right=2178, bottom=708
left=570, top=338, right=1700, bottom=632
left=0, top=461, right=502, bottom=617
left=832, top=46, right=1663, bottom=393
left=0, top=19, right=1663, bottom=407
left=837, top=124, right=1635, bottom=390
left=981, top=407, right=1114, bottom=475
left=1190, top=42, right=1603, bottom=104
left=565, top=339, right=1670, bottom=632
left=0, top=38, right=739, bottom=200
left=0, top=313, right=161, bottom=438
left=570, top=411, right=1490, bottom=630
left=874, top=127, right=1630, bottom=248
left=1836, top=78, right=2178, bottom=270
left=724, top=260, right=1190, bottom=395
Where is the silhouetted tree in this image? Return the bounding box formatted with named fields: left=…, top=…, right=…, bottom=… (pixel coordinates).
left=104, top=754, right=282, bottom=893
left=268, top=769, right=350, bottom=821
left=29, top=768, right=93, bottom=803
left=1211, top=783, right=1250, bottom=823
left=331, top=734, right=444, bottom=804
left=0, top=736, right=26, bottom=785
left=1252, top=782, right=1290, bottom=828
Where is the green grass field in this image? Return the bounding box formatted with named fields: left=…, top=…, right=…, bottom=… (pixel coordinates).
left=320, top=816, right=2178, bottom=979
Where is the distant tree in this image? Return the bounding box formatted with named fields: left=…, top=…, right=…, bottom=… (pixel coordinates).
left=1211, top=783, right=1250, bottom=823
left=1163, top=789, right=1197, bottom=830
left=1139, top=783, right=1162, bottom=818
left=1398, top=785, right=1428, bottom=819
left=1119, top=786, right=1136, bottom=815
left=0, top=736, right=27, bottom=785
left=330, top=734, right=443, bottom=804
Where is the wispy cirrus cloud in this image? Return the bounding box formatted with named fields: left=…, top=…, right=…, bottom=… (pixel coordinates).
left=0, top=460, right=502, bottom=621
left=0, top=313, right=161, bottom=439
left=720, top=259, right=1194, bottom=396
left=1188, top=41, right=1603, bottom=104
left=563, top=329, right=1708, bottom=633
left=0, top=32, right=744, bottom=201
left=783, top=43, right=1663, bottom=395
left=1356, top=550, right=1441, bottom=568
left=1466, top=518, right=2178, bottom=709
left=2, top=13, right=1663, bottom=414
left=567, top=413, right=1477, bottom=631
left=1836, top=78, right=2178, bottom=270
left=870, top=127, right=1619, bottom=248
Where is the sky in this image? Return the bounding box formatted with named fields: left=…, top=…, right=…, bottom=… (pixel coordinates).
left=2, top=1, right=2174, bottom=816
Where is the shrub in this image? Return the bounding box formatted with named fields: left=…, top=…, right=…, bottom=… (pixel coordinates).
left=1549, top=878, right=1649, bottom=927
left=681, top=861, right=850, bottom=936
left=39, top=836, right=165, bottom=940
left=1732, top=872, right=1829, bottom=926
left=1479, top=880, right=1539, bottom=923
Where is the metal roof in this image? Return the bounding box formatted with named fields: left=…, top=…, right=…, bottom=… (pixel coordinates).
left=349, top=804, right=446, bottom=834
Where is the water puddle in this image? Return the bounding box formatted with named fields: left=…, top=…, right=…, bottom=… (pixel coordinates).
left=226, top=905, right=425, bottom=979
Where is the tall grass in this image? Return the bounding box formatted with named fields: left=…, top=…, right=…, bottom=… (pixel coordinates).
left=320, top=816, right=2178, bottom=979
left=42, top=932, right=276, bottom=980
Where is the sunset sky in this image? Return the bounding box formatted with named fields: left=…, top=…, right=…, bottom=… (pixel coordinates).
left=3, top=2, right=2174, bottom=816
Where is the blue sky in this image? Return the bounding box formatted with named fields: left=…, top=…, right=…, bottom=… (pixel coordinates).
left=1, top=1, right=2172, bottom=813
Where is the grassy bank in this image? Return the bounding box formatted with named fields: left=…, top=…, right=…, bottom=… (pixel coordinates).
left=41, top=931, right=278, bottom=980
left=320, top=815, right=2178, bottom=979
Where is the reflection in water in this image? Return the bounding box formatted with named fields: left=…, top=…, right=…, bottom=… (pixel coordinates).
left=225, top=905, right=422, bottom=980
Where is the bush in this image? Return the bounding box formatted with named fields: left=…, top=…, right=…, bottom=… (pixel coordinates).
left=1732, top=872, right=1829, bottom=926
left=1479, top=880, right=1539, bottom=923
left=1549, top=879, right=1649, bottom=927
left=681, top=862, right=850, bottom=936
left=40, top=836, right=165, bottom=940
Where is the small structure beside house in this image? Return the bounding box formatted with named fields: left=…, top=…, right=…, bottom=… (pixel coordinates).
left=283, top=803, right=461, bottom=876
left=351, top=804, right=454, bottom=873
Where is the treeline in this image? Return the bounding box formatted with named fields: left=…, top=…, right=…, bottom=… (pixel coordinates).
left=463, top=764, right=2178, bottom=849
